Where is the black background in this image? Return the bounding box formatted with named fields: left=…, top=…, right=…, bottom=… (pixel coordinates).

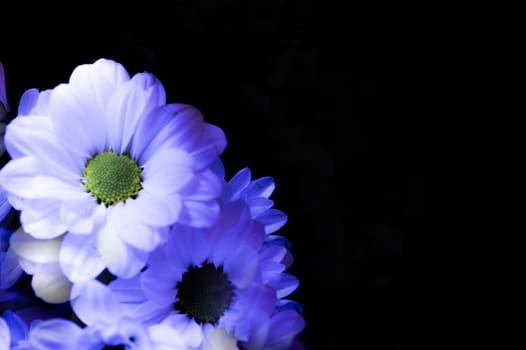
left=2, top=3, right=411, bottom=349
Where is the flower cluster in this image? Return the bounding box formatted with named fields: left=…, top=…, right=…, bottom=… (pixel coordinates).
left=0, top=59, right=305, bottom=349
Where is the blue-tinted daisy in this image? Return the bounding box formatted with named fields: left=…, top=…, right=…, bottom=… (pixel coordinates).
left=108, top=199, right=273, bottom=344
left=0, top=58, right=227, bottom=279
left=107, top=192, right=305, bottom=349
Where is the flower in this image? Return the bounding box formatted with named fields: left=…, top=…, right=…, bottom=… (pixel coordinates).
left=0, top=58, right=227, bottom=280
left=100, top=168, right=305, bottom=348
left=0, top=58, right=306, bottom=349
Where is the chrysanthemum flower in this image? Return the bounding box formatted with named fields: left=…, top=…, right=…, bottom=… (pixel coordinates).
left=0, top=58, right=227, bottom=279
left=107, top=200, right=272, bottom=342
left=104, top=191, right=305, bottom=348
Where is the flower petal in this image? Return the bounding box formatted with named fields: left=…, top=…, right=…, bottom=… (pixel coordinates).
left=9, top=229, right=61, bottom=264
left=141, top=147, right=194, bottom=196
left=97, top=210, right=148, bottom=278
left=70, top=279, right=121, bottom=326
left=223, top=246, right=259, bottom=289
left=31, top=263, right=72, bottom=303
left=107, top=72, right=166, bottom=153
left=19, top=199, right=68, bottom=239
left=0, top=248, right=23, bottom=289
left=149, top=314, right=203, bottom=349
left=0, top=317, right=10, bottom=350
left=256, top=208, right=288, bottom=234
left=123, top=188, right=182, bottom=228
left=4, top=115, right=82, bottom=176
left=26, top=319, right=82, bottom=350
left=59, top=233, right=105, bottom=283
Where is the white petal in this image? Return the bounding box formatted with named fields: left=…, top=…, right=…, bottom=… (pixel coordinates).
left=142, top=147, right=194, bottom=196
left=133, top=104, right=200, bottom=164
left=202, top=326, right=238, bottom=350
left=59, top=233, right=105, bottom=283
left=50, top=83, right=106, bottom=160
left=4, top=115, right=82, bottom=176
left=19, top=199, right=68, bottom=239
left=68, top=58, right=130, bottom=111
left=97, top=212, right=148, bottom=278
left=71, top=279, right=121, bottom=326
left=149, top=314, right=203, bottom=349
left=26, top=319, right=82, bottom=350
left=0, top=157, right=85, bottom=200
left=9, top=229, right=62, bottom=264
left=107, top=72, right=166, bottom=153
left=32, top=263, right=72, bottom=303
left=61, top=198, right=104, bottom=235
left=116, top=221, right=162, bottom=252
left=123, top=189, right=182, bottom=228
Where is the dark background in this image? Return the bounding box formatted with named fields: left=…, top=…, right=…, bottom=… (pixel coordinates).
left=2, top=3, right=411, bottom=349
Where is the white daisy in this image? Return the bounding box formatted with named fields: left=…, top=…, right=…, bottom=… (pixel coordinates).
left=0, top=58, right=227, bottom=278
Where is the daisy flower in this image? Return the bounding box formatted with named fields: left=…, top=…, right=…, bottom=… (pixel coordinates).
left=105, top=189, right=305, bottom=348
left=0, top=58, right=227, bottom=279
left=108, top=199, right=273, bottom=344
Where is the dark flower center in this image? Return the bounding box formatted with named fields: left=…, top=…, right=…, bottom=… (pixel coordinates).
left=174, top=262, right=235, bottom=324
left=102, top=345, right=126, bottom=350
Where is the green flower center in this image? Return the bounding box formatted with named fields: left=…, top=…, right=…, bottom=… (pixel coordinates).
left=83, top=150, right=142, bottom=206
left=174, top=262, right=235, bottom=324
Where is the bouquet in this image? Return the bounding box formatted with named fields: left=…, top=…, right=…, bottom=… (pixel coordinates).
left=0, top=58, right=305, bottom=349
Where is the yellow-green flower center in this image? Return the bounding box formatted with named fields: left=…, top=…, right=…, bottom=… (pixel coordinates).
left=83, top=151, right=142, bottom=206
